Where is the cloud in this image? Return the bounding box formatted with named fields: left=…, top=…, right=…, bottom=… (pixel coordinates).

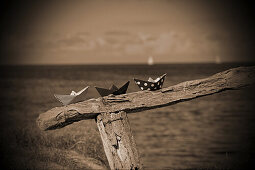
left=3, top=28, right=225, bottom=63
left=125, top=44, right=144, bottom=55
left=104, top=30, right=131, bottom=36
left=119, top=31, right=221, bottom=60
left=57, top=36, right=86, bottom=46
left=75, top=31, right=90, bottom=37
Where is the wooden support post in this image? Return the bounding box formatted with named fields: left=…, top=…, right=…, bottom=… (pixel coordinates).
left=96, top=111, right=141, bottom=170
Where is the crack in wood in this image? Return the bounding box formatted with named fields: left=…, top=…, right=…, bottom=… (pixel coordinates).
left=102, top=96, right=131, bottom=105
left=103, top=117, right=124, bottom=126
left=55, top=109, right=80, bottom=121
left=112, top=133, right=121, bottom=150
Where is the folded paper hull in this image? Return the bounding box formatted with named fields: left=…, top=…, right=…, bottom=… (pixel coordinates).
left=112, top=81, right=129, bottom=95
left=94, top=87, right=115, bottom=97
left=134, top=74, right=166, bottom=91
left=95, top=81, right=130, bottom=97
left=54, top=86, right=89, bottom=105
left=72, top=86, right=89, bottom=104
left=54, top=94, right=76, bottom=106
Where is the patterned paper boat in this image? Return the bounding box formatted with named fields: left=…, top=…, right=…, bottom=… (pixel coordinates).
left=95, top=81, right=130, bottom=97
left=134, top=73, right=167, bottom=91
left=54, top=86, right=89, bottom=106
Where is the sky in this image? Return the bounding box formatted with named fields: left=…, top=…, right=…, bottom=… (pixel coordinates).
left=0, top=0, right=255, bottom=64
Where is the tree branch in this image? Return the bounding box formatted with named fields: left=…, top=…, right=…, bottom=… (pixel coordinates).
left=37, top=66, right=255, bottom=131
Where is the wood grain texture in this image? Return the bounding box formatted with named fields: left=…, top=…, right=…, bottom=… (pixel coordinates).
left=96, top=111, right=141, bottom=169
left=37, top=66, right=255, bottom=130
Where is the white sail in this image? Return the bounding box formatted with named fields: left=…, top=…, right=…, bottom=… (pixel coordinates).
left=215, top=56, right=221, bottom=64
left=147, top=56, right=154, bottom=65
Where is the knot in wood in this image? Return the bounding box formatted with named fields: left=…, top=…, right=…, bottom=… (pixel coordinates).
left=97, top=112, right=125, bottom=126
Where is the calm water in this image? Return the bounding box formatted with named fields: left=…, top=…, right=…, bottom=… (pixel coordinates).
left=1, top=63, right=255, bottom=169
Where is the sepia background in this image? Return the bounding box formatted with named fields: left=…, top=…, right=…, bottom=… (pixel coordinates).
left=0, top=0, right=255, bottom=169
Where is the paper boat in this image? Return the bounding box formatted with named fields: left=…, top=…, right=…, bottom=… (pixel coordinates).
left=134, top=73, right=167, bottom=91
left=54, top=86, right=89, bottom=106
left=95, top=81, right=130, bottom=97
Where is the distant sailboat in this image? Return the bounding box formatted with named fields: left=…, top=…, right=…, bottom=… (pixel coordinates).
left=147, top=56, right=154, bottom=65
left=215, top=55, right=221, bottom=64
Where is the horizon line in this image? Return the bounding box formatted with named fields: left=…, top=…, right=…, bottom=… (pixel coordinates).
left=1, top=61, right=255, bottom=66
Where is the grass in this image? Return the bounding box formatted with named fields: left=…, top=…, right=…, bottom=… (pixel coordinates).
left=1, top=119, right=108, bottom=169
left=0, top=78, right=109, bottom=169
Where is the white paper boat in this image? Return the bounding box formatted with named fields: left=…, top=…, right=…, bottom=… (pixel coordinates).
left=54, top=86, right=89, bottom=106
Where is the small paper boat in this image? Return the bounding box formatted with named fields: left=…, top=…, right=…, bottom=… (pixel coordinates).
left=95, top=81, right=130, bottom=97
left=54, top=86, right=89, bottom=106
left=134, top=73, right=167, bottom=91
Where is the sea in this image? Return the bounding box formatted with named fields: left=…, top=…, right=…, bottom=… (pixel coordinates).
left=1, top=63, right=255, bottom=169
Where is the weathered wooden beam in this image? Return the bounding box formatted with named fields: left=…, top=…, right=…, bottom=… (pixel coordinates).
left=37, top=66, right=255, bottom=131
left=96, top=111, right=141, bottom=169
